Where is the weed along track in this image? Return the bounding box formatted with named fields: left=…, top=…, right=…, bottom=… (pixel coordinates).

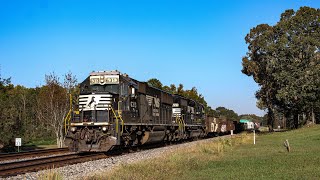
left=0, top=153, right=108, bottom=177
left=0, top=148, right=70, bottom=162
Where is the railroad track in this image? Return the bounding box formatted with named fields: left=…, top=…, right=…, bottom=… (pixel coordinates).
left=0, top=148, right=70, bottom=162
left=0, top=153, right=108, bottom=177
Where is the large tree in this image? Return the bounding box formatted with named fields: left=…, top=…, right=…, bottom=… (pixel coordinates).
left=37, top=72, right=77, bottom=148
left=242, top=7, right=320, bottom=129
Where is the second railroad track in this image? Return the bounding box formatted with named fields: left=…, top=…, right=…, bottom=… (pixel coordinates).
left=0, top=152, right=108, bottom=177
left=0, top=148, right=70, bottom=162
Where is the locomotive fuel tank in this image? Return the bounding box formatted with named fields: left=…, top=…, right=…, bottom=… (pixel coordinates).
left=140, top=131, right=166, bottom=145
left=189, top=129, right=203, bottom=138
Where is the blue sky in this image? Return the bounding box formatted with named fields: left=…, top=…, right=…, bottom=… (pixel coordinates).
left=0, top=0, right=319, bottom=116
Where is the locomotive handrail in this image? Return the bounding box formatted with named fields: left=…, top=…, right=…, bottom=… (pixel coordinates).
left=176, top=116, right=184, bottom=134
left=176, top=116, right=180, bottom=131
left=117, top=101, right=124, bottom=134
left=110, top=107, right=119, bottom=133
left=64, top=109, right=72, bottom=134
left=181, top=116, right=186, bottom=131
left=110, top=106, right=124, bottom=134
left=118, top=111, right=124, bottom=134
left=64, top=94, right=73, bottom=134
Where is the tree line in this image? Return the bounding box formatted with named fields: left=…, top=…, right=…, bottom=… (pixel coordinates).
left=242, top=6, right=320, bottom=129
left=0, top=72, right=77, bottom=151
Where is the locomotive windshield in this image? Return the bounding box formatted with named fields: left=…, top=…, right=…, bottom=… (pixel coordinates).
left=91, top=84, right=119, bottom=94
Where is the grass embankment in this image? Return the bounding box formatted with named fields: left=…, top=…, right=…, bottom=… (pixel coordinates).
left=26, top=139, right=56, bottom=146
left=1, top=139, right=57, bottom=153
left=22, top=139, right=57, bottom=151
left=86, top=125, right=320, bottom=180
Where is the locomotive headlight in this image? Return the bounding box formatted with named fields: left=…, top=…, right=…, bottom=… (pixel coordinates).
left=102, top=126, right=108, bottom=132
left=70, top=127, right=77, bottom=133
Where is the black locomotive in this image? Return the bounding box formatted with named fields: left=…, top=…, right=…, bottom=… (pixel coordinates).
left=65, top=70, right=207, bottom=152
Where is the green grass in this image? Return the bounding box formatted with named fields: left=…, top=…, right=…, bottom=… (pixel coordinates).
left=25, top=138, right=56, bottom=146
left=23, top=138, right=57, bottom=150
left=87, top=125, right=320, bottom=180
left=1, top=138, right=57, bottom=153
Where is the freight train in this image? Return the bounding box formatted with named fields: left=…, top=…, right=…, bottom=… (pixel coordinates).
left=65, top=70, right=233, bottom=152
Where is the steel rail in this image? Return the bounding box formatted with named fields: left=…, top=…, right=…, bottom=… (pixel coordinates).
left=0, top=148, right=70, bottom=162
left=0, top=153, right=107, bottom=177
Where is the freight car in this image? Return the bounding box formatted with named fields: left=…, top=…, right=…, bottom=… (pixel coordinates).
left=65, top=70, right=207, bottom=152
left=206, top=117, right=235, bottom=137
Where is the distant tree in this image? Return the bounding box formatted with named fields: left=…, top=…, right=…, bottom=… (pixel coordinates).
left=177, top=84, right=184, bottom=96
left=147, top=78, right=163, bottom=89
left=185, top=87, right=198, bottom=100
left=169, top=84, right=176, bottom=94
left=239, top=114, right=263, bottom=122
left=162, top=85, right=171, bottom=93
left=216, top=107, right=239, bottom=121
left=207, top=107, right=218, bottom=117
left=146, top=79, right=221, bottom=116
